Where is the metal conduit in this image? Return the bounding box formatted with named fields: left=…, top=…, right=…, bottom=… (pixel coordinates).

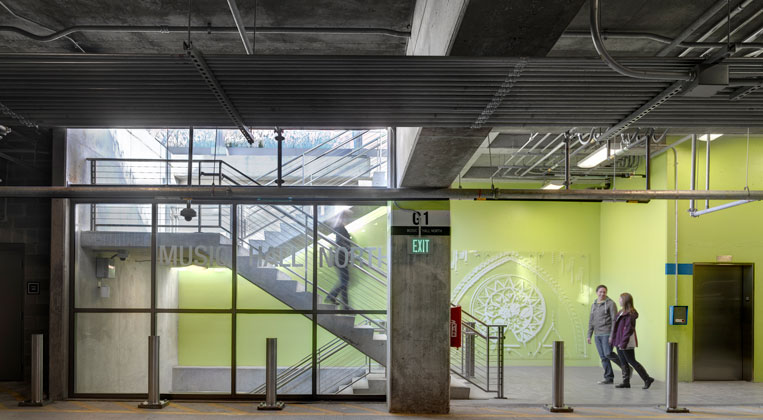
left=590, top=0, right=694, bottom=81
left=0, top=25, right=411, bottom=42
left=656, top=0, right=730, bottom=56
left=563, top=30, right=763, bottom=50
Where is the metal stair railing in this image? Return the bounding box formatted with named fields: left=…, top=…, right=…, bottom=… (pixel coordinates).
left=302, top=134, right=384, bottom=186
left=249, top=337, right=349, bottom=394
left=253, top=130, right=369, bottom=186
left=449, top=306, right=506, bottom=397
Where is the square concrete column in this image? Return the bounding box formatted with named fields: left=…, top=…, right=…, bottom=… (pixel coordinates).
left=387, top=201, right=450, bottom=414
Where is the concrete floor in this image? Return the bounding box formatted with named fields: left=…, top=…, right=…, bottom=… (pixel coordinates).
left=502, top=367, right=763, bottom=406
left=2, top=367, right=762, bottom=420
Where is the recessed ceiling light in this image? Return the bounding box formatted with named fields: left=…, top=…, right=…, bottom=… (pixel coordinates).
left=698, top=134, right=723, bottom=141
left=577, top=144, right=623, bottom=169
left=541, top=182, right=564, bottom=190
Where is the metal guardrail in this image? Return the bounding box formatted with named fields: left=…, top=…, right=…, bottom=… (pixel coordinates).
left=449, top=307, right=506, bottom=397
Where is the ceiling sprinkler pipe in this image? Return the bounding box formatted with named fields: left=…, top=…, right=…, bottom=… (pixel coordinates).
left=590, top=0, right=694, bottom=81
left=690, top=199, right=755, bottom=217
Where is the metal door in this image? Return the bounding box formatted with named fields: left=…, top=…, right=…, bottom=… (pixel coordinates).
left=0, top=246, right=24, bottom=380
left=693, top=264, right=754, bottom=381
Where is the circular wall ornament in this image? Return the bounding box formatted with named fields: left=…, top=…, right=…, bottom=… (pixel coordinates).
left=470, top=273, right=546, bottom=343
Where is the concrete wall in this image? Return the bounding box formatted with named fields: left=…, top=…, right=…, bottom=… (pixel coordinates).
left=73, top=245, right=179, bottom=393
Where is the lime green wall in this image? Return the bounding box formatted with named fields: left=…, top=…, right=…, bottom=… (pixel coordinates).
left=177, top=206, right=388, bottom=367
left=665, top=136, right=763, bottom=382
left=451, top=200, right=601, bottom=366
left=599, top=154, right=669, bottom=381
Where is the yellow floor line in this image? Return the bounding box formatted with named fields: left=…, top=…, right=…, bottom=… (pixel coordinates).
left=341, top=403, right=389, bottom=415
left=114, top=401, right=146, bottom=412
left=286, top=404, right=343, bottom=415
left=70, top=401, right=111, bottom=412
left=207, top=402, right=256, bottom=415
left=481, top=406, right=536, bottom=416
left=171, top=402, right=205, bottom=413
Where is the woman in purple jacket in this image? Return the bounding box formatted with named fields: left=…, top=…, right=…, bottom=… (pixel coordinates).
left=610, top=293, right=655, bottom=389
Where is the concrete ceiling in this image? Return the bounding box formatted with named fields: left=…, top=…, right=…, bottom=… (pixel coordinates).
left=0, top=0, right=416, bottom=54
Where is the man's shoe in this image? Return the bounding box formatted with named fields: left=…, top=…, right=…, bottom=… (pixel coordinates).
left=643, top=377, right=655, bottom=389
left=615, top=383, right=630, bottom=388
left=597, top=380, right=613, bottom=385
left=323, top=296, right=338, bottom=305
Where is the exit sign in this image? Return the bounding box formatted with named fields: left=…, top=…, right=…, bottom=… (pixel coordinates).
left=409, top=238, right=431, bottom=254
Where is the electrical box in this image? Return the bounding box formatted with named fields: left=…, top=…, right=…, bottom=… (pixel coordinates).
left=669, top=305, right=688, bottom=325
left=96, top=258, right=116, bottom=279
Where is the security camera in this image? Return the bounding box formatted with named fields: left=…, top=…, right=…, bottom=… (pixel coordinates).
left=180, top=206, right=197, bottom=221
left=116, top=249, right=128, bottom=261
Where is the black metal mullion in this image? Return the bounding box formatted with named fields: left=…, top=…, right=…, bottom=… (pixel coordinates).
left=151, top=203, right=157, bottom=335
left=67, top=200, right=77, bottom=397
left=231, top=204, right=238, bottom=396
left=311, top=204, right=318, bottom=397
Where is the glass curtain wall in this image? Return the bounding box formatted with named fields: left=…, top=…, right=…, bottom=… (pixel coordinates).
left=71, top=201, right=388, bottom=398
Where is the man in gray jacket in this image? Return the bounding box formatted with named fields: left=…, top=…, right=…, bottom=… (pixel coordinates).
left=587, top=284, right=624, bottom=384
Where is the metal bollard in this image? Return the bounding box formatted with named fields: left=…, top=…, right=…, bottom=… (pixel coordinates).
left=665, top=342, right=689, bottom=413
left=258, top=338, right=284, bottom=410
left=139, top=336, right=168, bottom=409
left=19, top=334, right=49, bottom=407
left=464, top=322, right=476, bottom=378
left=545, top=341, right=573, bottom=413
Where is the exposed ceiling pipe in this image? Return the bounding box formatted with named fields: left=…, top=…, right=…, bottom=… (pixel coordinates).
left=0, top=185, right=759, bottom=202
left=0, top=25, right=411, bottom=43
left=689, top=134, right=697, bottom=212
left=590, top=0, right=694, bottom=81
left=563, top=30, right=763, bottom=51
left=704, top=134, right=711, bottom=209
left=680, top=0, right=758, bottom=57
left=226, top=0, right=252, bottom=54
left=690, top=199, right=755, bottom=217
left=656, top=0, right=730, bottom=57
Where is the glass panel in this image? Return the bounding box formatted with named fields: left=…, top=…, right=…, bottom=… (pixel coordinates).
left=157, top=203, right=232, bottom=310
left=74, top=203, right=151, bottom=309
left=317, top=205, right=388, bottom=311
left=317, top=316, right=386, bottom=396
left=236, top=205, right=313, bottom=310
left=74, top=313, right=149, bottom=394
left=158, top=313, right=232, bottom=394
left=236, top=314, right=313, bottom=395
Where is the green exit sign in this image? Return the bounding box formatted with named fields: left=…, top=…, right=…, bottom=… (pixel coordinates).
left=409, top=238, right=431, bottom=255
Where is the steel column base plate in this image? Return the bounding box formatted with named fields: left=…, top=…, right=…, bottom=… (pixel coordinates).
left=138, top=400, right=169, bottom=409
left=258, top=402, right=285, bottom=410
left=545, top=405, right=574, bottom=413
left=665, top=407, right=690, bottom=413
left=19, top=400, right=50, bottom=407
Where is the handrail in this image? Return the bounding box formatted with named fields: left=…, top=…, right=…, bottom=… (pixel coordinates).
left=262, top=131, right=370, bottom=185
left=253, top=130, right=356, bottom=182
left=302, top=135, right=382, bottom=185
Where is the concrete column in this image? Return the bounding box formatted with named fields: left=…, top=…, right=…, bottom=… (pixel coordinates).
left=49, top=128, right=69, bottom=399
left=387, top=201, right=450, bottom=414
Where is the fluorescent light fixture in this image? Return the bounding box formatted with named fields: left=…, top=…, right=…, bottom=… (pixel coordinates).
left=577, top=145, right=623, bottom=169
left=698, top=134, right=723, bottom=141
left=541, top=181, right=564, bottom=190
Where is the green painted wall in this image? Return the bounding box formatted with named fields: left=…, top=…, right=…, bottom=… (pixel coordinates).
left=599, top=154, right=669, bottom=381
left=450, top=200, right=601, bottom=367
left=177, top=206, right=388, bottom=367
left=665, top=136, right=763, bottom=382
